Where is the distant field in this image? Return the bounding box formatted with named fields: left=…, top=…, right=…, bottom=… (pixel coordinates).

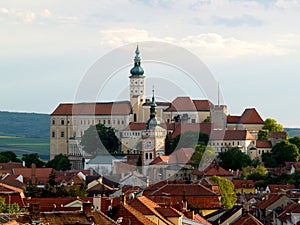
left=0, top=136, right=50, bottom=160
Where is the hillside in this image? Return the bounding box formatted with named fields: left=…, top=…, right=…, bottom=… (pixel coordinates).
left=0, top=111, right=49, bottom=138
left=285, top=128, right=300, bottom=138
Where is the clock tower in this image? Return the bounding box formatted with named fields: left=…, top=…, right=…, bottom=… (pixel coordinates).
left=141, top=90, right=166, bottom=166
left=129, top=45, right=145, bottom=122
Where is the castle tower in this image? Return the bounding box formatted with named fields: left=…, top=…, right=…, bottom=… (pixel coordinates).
left=129, top=45, right=145, bottom=122
left=141, top=89, right=166, bottom=166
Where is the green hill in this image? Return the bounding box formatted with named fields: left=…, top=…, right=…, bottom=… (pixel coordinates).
left=285, top=128, right=300, bottom=138
left=0, top=111, right=49, bottom=138
left=0, top=111, right=50, bottom=160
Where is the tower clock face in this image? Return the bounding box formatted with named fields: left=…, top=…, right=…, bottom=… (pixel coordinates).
left=144, top=140, right=154, bottom=149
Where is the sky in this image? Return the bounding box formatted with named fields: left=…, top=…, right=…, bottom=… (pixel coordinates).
left=0, top=0, right=299, bottom=127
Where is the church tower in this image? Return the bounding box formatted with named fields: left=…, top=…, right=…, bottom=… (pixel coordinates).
left=130, top=45, right=145, bottom=122
left=141, top=89, right=166, bottom=166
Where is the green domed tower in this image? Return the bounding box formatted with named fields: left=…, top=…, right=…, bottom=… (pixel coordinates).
left=129, top=45, right=146, bottom=122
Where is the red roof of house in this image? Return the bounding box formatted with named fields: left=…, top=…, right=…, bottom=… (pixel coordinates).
left=123, top=122, right=175, bottom=131
left=267, top=184, right=295, bottom=193
left=227, top=108, right=264, bottom=124
left=51, top=101, right=132, bottom=116
left=164, top=97, right=212, bottom=112
left=26, top=197, right=93, bottom=212
left=194, top=163, right=232, bottom=177
left=257, top=194, right=286, bottom=209
left=194, top=213, right=212, bottom=225
left=210, top=130, right=255, bottom=141
left=0, top=162, right=24, bottom=171
left=285, top=162, right=300, bottom=170
left=232, top=180, right=255, bottom=189
left=170, top=123, right=213, bottom=138
left=143, top=101, right=171, bottom=107
left=231, top=212, right=264, bottom=225
left=130, top=196, right=174, bottom=225
left=150, top=148, right=195, bottom=165
left=268, top=131, right=288, bottom=139
left=256, top=140, right=272, bottom=148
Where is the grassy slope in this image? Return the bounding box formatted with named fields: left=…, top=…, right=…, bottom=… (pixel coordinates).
left=0, top=111, right=50, bottom=160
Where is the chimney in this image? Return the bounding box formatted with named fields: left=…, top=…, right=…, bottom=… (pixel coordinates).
left=83, top=201, right=93, bottom=216
left=31, top=163, right=37, bottom=185
left=29, top=203, right=40, bottom=222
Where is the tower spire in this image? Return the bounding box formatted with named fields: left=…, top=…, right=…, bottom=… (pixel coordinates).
left=130, top=44, right=144, bottom=77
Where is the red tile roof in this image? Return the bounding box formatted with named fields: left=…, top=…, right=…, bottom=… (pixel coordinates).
left=257, top=194, right=286, bottom=209
left=26, top=197, right=93, bottom=212
left=194, top=163, right=232, bottom=177
left=267, top=184, right=295, bottom=193
left=114, top=203, right=156, bottom=225
left=164, top=97, right=212, bottom=112
left=170, top=123, right=213, bottom=138
left=150, top=148, right=194, bottom=165
left=0, top=162, right=24, bottom=171
left=210, top=130, right=254, bottom=141
left=268, top=131, right=288, bottom=139
left=231, top=212, right=264, bottom=225
left=51, top=101, right=132, bottom=116
left=194, top=213, right=212, bottom=225
left=155, top=207, right=183, bottom=217
left=256, top=140, right=272, bottom=148
left=143, top=101, right=171, bottom=107
left=227, top=108, right=264, bottom=124
left=232, top=180, right=255, bottom=189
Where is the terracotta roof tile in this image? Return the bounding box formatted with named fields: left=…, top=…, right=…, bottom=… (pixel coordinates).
left=268, top=131, right=288, bottom=139
left=130, top=196, right=174, bottom=225
left=155, top=207, right=183, bottom=217
left=232, top=180, right=255, bottom=189
left=210, top=130, right=255, bottom=141
left=170, top=123, right=213, bottom=138
left=267, top=184, right=295, bottom=193
left=51, top=101, right=132, bottom=116
left=231, top=212, right=264, bottom=225
left=194, top=213, right=212, bottom=225
left=256, top=140, right=272, bottom=148
left=143, top=101, right=171, bottom=107
left=164, top=97, right=212, bottom=112
left=227, top=116, right=241, bottom=124
left=227, top=108, right=264, bottom=124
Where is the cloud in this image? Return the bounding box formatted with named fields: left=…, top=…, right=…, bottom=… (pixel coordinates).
left=212, top=14, right=263, bottom=27
left=98, top=28, right=291, bottom=59
left=275, top=0, right=300, bottom=8
left=0, top=7, right=36, bottom=23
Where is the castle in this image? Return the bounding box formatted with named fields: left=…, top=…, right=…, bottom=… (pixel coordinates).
left=50, top=46, right=265, bottom=169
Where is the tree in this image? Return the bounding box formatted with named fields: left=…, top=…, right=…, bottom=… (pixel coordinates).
left=271, top=140, right=299, bottom=166
left=263, top=118, right=284, bottom=132
left=22, top=153, right=46, bottom=168
left=261, top=152, right=277, bottom=168
left=47, top=154, right=71, bottom=171
left=258, top=129, right=268, bottom=141
left=242, top=165, right=267, bottom=179
left=210, top=176, right=237, bottom=209
left=290, top=136, right=300, bottom=149
left=0, top=198, right=22, bottom=213
left=190, top=144, right=215, bottom=168
left=0, top=151, right=20, bottom=163
left=80, top=124, right=120, bottom=155
left=166, top=131, right=209, bottom=155
left=217, top=147, right=251, bottom=170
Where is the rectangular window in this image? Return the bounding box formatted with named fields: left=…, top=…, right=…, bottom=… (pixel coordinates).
left=108, top=120, right=110, bottom=124
left=61, top=131, right=65, bottom=138
left=52, top=120, right=55, bottom=125
left=52, top=131, right=55, bottom=138
left=61, top=120, right=65, bottom=125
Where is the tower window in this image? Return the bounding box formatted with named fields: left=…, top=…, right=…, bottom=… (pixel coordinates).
left=150, top=153, right=153, bottom=159
left=61, top=120, right=65, bottom=125
left=145, top=153, right=148, bottom=160
left=52, top=120, right=55, bottom=125
left=52, top=131, right=55, bottom=138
